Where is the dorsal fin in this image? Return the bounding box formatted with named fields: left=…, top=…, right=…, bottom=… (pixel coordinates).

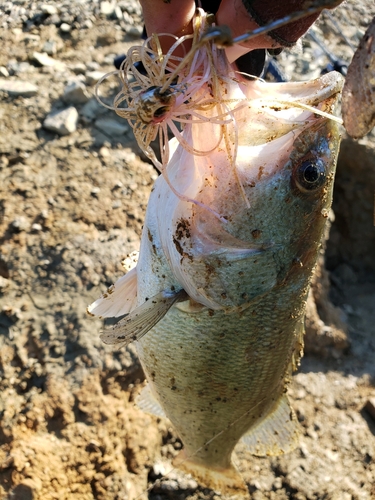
left=87, top=267, right=138, bottom=318
left=241, top=394, right=300, bottom=456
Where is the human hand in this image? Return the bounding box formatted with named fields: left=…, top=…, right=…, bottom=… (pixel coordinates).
left=139, top=0, right=344, bottom=67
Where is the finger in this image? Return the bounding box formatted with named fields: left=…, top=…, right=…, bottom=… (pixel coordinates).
left=217, top=0, right=282, bottom=52
left=139, top=0, right=196, bottom=53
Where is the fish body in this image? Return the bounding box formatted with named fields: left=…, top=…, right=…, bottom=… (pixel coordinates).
left=89, top=67, right=343, bottom=496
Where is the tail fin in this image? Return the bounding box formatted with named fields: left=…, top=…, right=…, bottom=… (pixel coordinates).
left=173, top=450, right=249, bottom=499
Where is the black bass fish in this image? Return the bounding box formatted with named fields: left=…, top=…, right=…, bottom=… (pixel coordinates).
left=89, top=13, right=343, bottom=497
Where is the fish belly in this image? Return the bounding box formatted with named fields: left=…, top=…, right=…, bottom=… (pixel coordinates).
left=137, top=283, right=304, bottom=470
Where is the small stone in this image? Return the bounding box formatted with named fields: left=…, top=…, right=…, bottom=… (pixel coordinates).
left=0, top=79, right=38, bottom=97
left=10, top=216, right=30, bottom=233
left=40, top=4, right=58, bottom=15
left=112, top=200, right=122, bottom=209
left=80, top=98, right=106, bottom=121
left=48, top=14, right=61, bottom=26
left=273, top=477, right=283, bottom=490
left=31, top=52, right=65, bottom=69
left=85, top=70, right=106, bottom=86
left=43, top=107, right=79, bottom=136
left=70, top=63, right=86, bottom=75
left=82, top=19, right=93, bottom=29
left=152, top=461, right=167, bottom=477
left=63, top=80, right=90, bottom=105
left=127, top=26, right=143, bottom=38
left=103, top=53, right=117, bottom=65
left=12, top=28, right=23, bottom=37
left=7, top=61, right=33, bottom=75
left=91, top=187, right=100, bottom=197
left=60, top=23, right=71, bottom=33
left=100, top=1, right=116, bottom=17
left=0, top=67, right=9, bottom=77
left=94, top=118, right=129, bottom=136
left=42, top=40, right=57, bottom=56
left=122, top=11, right=134, bottom=26
left=31, top=223, right=42, bottom=232
left=114, top=6, right=123, bottom=20
left=86, top=61, right=100, bottom=71
left=99, top=146, right=110, bottom=157
left=0, top=277, right=10, bottom=289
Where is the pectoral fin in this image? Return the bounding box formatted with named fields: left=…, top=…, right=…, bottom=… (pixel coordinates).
left=241, top=395, right=300, bottom=456
left=136, top=384, right=166, bottom=418
left=100, top=289, right=187, bottom=347
left=87, top=267, right=138, bottom=318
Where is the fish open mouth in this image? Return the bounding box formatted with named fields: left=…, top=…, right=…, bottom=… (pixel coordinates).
left=228, top=71, right=344, bottom=189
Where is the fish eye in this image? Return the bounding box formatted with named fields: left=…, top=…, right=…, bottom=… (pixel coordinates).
left=294, top=159, right=326, bottom=192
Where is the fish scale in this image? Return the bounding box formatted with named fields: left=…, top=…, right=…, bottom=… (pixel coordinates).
left=138, top=297, right=298, bottom=456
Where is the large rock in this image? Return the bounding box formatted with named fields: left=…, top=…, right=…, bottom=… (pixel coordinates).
left=80, top=98, right=107, bottom=122
left=63, top=80, right=90, bottom=105
left=31, top=52, right=65, bottom=70
left=43, top=107, right=79, bottom=136
left=0, top=79, right=38, bottom=97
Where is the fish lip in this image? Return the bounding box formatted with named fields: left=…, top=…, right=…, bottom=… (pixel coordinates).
left=247, top=71, right=344, bottom=117
left=305, top=71, right=344, bottom=107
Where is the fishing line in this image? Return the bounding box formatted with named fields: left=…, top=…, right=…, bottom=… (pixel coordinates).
left=256, top=99, right=343, bottom=124
left=224, top=0, right=344, bottom=47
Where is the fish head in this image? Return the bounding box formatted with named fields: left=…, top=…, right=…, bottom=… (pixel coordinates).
left=168, top=72, right=344, bottom=310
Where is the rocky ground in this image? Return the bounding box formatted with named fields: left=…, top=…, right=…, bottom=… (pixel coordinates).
left=0, top=1, right=375, bottom=499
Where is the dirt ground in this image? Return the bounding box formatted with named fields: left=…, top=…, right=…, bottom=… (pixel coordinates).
left=0, top=1, right=375, bottom=499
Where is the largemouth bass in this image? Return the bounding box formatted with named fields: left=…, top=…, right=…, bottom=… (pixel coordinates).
left=89, top=15, right=343, bottom=497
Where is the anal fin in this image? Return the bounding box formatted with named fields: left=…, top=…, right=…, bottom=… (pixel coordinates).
left=136, top=384, right=166, bottom=418
left=241, top=395, right=300, bottom=456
